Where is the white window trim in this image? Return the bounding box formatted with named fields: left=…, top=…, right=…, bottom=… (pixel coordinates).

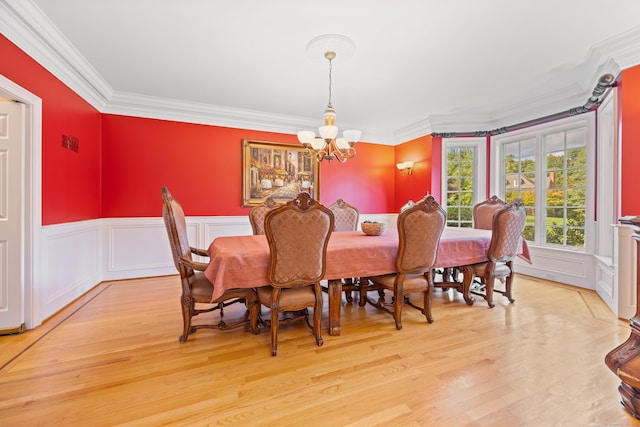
left=490, top=112, right=596, bottom=254
left=441, top=137, right=487, bottom=212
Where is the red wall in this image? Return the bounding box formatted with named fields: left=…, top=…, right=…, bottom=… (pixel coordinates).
left=621, top=66, right=640, bottom=216
left=101, top=115, right=395, bottom=217
left=0, top=35, right=102, bottom=225
left=393, top=135, right=433, bottom=210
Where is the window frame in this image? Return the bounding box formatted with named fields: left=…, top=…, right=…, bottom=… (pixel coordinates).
left=441, top=137, right=487, bottom=227
left=490, top=113, right=596, bottom=253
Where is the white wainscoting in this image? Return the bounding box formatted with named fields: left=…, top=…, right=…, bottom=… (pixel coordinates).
left=513, top=245, right=595, bottom=289
left=595, top=225, right=637, bottom=320
left=37, top=214, right=612, bottom=326
left=39, top=219, right=102, bottom=321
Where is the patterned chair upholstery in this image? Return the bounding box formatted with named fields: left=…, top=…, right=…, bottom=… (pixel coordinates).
left=328, top=199, right=359, bottom=232
left=257, top=192, right=334, bottom=356
left=361, top=196, right=446, bottom=329
left=462, top=198, right=527, bottom=308
left=249, top=196, right=281, bottom=235
left=436, top=195, right=506, bottom=289
left=327, top=199, right=362, bottom=302
left=161, top=186, right=258, bottom=342
left=473, top=195, right=507, bottom=230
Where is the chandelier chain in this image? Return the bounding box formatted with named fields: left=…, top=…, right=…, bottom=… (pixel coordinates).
left=327, top=57, right=333, bottom=109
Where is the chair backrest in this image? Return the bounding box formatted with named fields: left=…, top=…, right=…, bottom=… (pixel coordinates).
left=400, top=199, right=415, bottom=212
left=161, top=186, right=193, bottom=277
left=264, top=192, right=334, bottom=287
left=249, top=196, right=280, bottom=235
left=473, top=195, right=507, bottom=230
left=396, top=195, right=446, bottom=274
left=328, top=198, right=359, bottom=231
left=486, top=198, right=527, bottom=262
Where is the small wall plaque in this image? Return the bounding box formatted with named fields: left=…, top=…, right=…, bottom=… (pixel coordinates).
left=61, top=134, right=79, bottom=152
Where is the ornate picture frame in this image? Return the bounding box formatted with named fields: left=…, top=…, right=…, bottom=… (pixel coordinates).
left=242, top=139, right=320, bottom=207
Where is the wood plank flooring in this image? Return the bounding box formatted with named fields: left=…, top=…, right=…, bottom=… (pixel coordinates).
left=0, top=275, right=638, bottom=426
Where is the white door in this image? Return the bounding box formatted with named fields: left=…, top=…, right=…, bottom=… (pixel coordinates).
left=0, top=101, right=24, bottom=333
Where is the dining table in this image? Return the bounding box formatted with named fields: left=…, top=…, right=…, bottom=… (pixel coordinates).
left=205, top=227, right=530, bottom=336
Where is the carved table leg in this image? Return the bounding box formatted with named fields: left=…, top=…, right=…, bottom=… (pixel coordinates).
left=606, top=328, right=640, bottom=419
left=328, top=279, right=342, bottom=336
left=605, top=226, right=640, bottom=419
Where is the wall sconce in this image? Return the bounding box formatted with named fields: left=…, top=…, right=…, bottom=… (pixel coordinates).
left=396, top=161, right=414, bottom=175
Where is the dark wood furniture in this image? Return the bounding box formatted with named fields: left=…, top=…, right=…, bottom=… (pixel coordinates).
left=206, top=227, right=498, bottom=336
left=327, top=198, right=362, bottom=302
left=473, top=195, right=507, bottom=230
left=257, top=192, right=334, bottom=356
left=248, top=196, right=280, bottom=235
left=161, top=186, right=258, bottom=342
left=362, top=196, right=446, bottom=328
left=606, top=217, right=640, bottom=418
left=459, top=198, right=527, bottom=308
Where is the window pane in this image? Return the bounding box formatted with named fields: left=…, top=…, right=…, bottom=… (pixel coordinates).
left=567, top=147, right=586, bottom=169
left=546, top=226, right=565, bottom=244
left=566, top=169, right=585, bottom=187
left=546, top=208, right=565, bottom=226
left=460, top=207, right=473, bottom=222
left=546, top=189, right=564, bottom=206
left=567, top=228, right=585, bottom=247
left=541, top=128, right=587, bottom=247
left=447, top=207, right=459, bottom=221
left=567, top=208, right=585, bottom=227
left=445, top=144, right=477, bottom=228
left=447, top=192, right=460, bottom=205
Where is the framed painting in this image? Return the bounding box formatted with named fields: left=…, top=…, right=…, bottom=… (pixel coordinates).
left=242, top=139, right=320, bottom=207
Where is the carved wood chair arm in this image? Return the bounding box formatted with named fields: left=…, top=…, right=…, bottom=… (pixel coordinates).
left=179, top=255, right=209, bottom=272
left=190, top=247, right=209, bottom=257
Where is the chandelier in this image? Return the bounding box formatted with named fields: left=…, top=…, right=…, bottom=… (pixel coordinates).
left=297, top=49, right=361, bottom=163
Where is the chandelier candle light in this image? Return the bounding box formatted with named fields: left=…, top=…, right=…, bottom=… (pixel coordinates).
left=298, top=45, right=361, bottom=163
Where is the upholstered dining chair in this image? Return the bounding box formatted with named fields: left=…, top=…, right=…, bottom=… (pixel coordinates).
left=257, top=192, right=334, bottom=356
left=437, top=195, right=506, bottom=286
left=473, top=195, right=507, bottom=230
left=400, top=199, right=415, bottom=212
left=328, top=198, right=359, bottom=232
left=462, top=198, right=527, bottom=308
left=361, top=195, right=446, bottom=329
left=162, top=186, right=258, bottom=342
left=327, top=198, right=362, bottom=302
left=249, top=196, right=281, bottom=235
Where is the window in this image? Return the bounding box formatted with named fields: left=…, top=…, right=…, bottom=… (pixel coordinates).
left=493, top=114, right=594, bottom=250
left=442, top=138, right=486, bottom=228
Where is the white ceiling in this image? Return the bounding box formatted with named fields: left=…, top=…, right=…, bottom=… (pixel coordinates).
left=5, top=0, right=640, bottom=144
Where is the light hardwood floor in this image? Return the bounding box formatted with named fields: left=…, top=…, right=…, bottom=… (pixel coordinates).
left=0, top=275, right=638, bottom=426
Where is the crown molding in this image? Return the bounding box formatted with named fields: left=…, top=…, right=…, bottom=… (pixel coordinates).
left=4, top=1, right=640, bottom=147
left=1, top=0, right=112, bottom=110
left=104, top=91, right=396, bottom=145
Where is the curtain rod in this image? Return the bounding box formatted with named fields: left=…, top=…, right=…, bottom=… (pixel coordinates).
left=431, top=74, right=617, bottom=138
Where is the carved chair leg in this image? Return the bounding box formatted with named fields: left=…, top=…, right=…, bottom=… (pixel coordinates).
left=504, top=268, right=515, bottom=303
left=394, top=285, right=404, bottom=330
left=358, top=277, right=369, bottom=307
left=485, top=275, right=496, bottom=308
left=460, top=266, right=475, bottom=306
left=247, top=291, right=260, bottom=335
left=344, top=278, right=354, bottom=303
left=314, top=285, right=324, bottom=347
left=179, top=294, right=195, bottom=343
left=270, top=289, right=281, bottom=356
left=425, top=273, right=434, bottom=323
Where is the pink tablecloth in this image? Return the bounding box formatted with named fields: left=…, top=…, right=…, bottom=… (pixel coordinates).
left=205, top=227, right=500, bottom=302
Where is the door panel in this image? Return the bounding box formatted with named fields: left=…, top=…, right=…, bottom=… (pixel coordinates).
left=0, top=101, right=24, bottom=333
